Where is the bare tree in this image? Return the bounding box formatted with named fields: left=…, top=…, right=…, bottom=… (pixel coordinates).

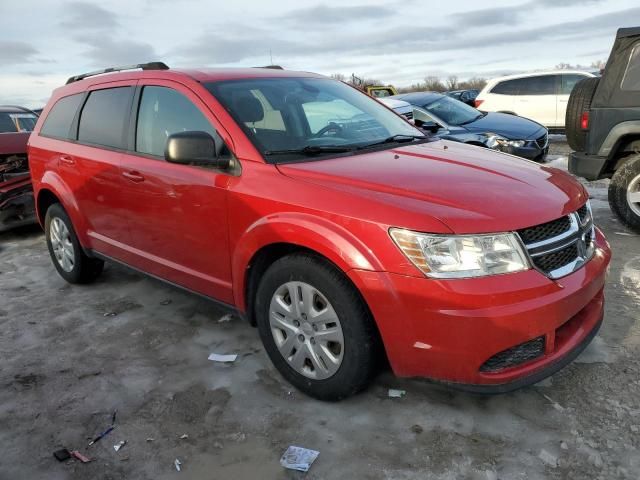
left=446, top=75, right=459, bottom=91
left=423, top=76, right=445, bottom=92
left=330, top=73, right=347, bottom=82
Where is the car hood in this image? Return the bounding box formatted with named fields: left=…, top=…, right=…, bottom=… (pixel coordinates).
left=461, top=112, right=545, bottom=139
left=277, top=140, right=586, bottom=234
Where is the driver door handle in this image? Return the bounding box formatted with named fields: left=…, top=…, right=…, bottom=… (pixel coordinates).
left=122, top=170, right=145, bottom=183
left=60, top=155, right=75, bottom=166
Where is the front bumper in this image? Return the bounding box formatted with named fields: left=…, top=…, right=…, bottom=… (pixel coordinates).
left=502, top=143, right=548, bottom=161
left=0, top=177, right=36, bottom=232
left=348, top=228, right=611, bottom=389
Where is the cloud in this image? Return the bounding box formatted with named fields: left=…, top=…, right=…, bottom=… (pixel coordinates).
left=80, top=36, right=159, bottom=66
left=60, top=1, right=120, bottom=30
left=0, top=42, right=39, bottom=65
left=451, top=6, right=524, bottom=26
left=281, top=4, right=395, bottom=24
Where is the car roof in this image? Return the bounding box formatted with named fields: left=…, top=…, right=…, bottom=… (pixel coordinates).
left=378, top=98, right=411, bottom=109
left=486, top=70, right=596, bottom=85
left=0, top=105, right=35, bottom=113
left=389, top=91, right=444, bottom=105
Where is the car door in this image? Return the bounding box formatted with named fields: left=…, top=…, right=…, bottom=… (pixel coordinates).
left=559, top=74, right=590, bottom=127
left=119, top=81, right=234, bottom=303
left=514, top=75, right=558, bottom=126
left=58, top=84, right=134, bottom=259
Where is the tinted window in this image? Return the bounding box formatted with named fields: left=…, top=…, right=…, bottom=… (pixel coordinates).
left=490, top=79, right=519, bottom=95
left=78, top=87, right=133, bottom=148
left=40, top=94, right=83, bottom=139
left=136, top=86, right=223, bottom=157
left=561, top=74, right=588, bottom=95
left=622, top=44, right=640, bottom=91
left=518, top=75, right=557, bottom=95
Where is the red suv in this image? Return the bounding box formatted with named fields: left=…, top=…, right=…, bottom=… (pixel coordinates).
left=28, top=63, right=611, bottom=400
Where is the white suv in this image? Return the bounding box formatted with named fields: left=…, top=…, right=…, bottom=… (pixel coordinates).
left=475, top=71, right=597, bottom=130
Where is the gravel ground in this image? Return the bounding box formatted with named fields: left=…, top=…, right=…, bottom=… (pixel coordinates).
left=1, top=138, right=639, bottom=479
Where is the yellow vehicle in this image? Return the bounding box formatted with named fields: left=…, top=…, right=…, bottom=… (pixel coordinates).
left=350, top=74, right=398, bottom=98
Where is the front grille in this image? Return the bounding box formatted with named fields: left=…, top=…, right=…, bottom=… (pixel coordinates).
left=518, top=216, right=571, bottom=244
left=480, top=336, right=545, bottom=372
left=535, top=133, right=548, bottom=149
left=517, top=203, right=594, bottom=279
left=533, top=244, right=578, bottom=272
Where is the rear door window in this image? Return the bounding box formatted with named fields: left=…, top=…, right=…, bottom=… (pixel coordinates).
left=560, top=74, right=587, bottom=95
left=518, top=75, right=557, bottom=95
left=78, top=87, right=133, bottom=149
left=622, top=44, right=640, bottom=91
left=135, top=86, right=224, bottom=158
left=490, top=79, right=520, bottom=95
left=40, top=94, right=84, bottom=139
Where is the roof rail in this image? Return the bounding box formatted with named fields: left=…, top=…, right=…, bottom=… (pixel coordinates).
left=66, top=62, right=170, bottom=84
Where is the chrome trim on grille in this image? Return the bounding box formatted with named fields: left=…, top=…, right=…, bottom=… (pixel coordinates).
left=518, top=203, right=595, bottom=280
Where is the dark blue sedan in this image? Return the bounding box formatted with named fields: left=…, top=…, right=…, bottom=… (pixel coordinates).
left=386, top=92, right=549, bottom=161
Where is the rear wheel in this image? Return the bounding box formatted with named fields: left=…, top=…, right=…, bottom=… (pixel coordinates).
left=45, top=203, right=104, bottom=283
left=255, top=253, right=380, bottom=401
left=609, top=154, right=640, bottom=233
left=565, top=77, right=600, bottom=151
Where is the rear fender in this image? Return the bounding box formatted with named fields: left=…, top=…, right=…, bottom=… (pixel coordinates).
left=37, top=171, right=90, bottom=246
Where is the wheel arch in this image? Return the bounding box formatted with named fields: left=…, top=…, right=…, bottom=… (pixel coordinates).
left=232, top=213, right=385, bottom=323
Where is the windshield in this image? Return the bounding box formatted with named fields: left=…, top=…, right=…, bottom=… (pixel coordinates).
left=423, top=96, right=481, bottom=126
left=205, top=77, right=423, bottom=163
left=0, top=112, right=38, bottom=133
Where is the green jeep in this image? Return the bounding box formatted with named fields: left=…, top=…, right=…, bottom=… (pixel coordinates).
left=566, top=27, right=640, bottom=232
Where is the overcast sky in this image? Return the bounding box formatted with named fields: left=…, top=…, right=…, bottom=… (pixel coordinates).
left=1, top=0, right=638, bottom=107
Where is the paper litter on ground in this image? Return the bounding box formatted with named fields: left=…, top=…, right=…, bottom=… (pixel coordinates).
left=280, top=445, right=319, bottom=472
left=208, top=353, right=238, bottom=363
left=388, top=389, right=406, bottom=398
left=174, top=458, right=182, bottom=471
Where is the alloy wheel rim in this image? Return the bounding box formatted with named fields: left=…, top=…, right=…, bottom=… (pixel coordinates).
left=50, top=217, right=75, bottom=273
left=628, top=173, right=640, bottom=217
left=269, top=281, right=344, bottom=380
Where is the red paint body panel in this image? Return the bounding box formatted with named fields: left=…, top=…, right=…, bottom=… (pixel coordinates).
left=28, top=68, right=611, bottom=388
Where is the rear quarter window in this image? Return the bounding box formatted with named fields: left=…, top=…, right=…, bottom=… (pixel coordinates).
left=490, top=79, right=519, bottom=95
left=40, top=94, right=84, bottom=139
left=622, top=44, right=640, bottom=91
left=78, top=87, right=133, bottom=149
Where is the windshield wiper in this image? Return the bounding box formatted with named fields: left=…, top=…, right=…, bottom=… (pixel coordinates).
left=264, top=145, right=354, bottom=156
left=356, top=134, right=426, bottom=150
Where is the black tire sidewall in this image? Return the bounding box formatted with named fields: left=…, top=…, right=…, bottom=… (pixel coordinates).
left=255, top=254, right=378, bottom=401
left=44, top=204, right=101, bottom=283
left=609, top=155, right=640, bottom=233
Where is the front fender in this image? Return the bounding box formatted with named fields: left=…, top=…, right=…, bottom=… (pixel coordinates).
left=232, top=212, right=384, bottom=310
left=36, top=171, right=90, bottom=246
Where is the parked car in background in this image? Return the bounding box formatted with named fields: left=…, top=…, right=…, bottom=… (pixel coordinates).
left=29, top=63, right=609, bottom=400
left=475, top=71, right=597, bottom=131
left=386, top=93, right=549, bottom=161
left=566, top=27, right=640, bottom=232
left=0, top=106, right=38, bottom=232
left=446, top=89, right=479, bottom=106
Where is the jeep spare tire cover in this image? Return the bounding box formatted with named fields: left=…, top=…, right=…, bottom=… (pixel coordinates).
left=566, top=77, right=600, bottom=151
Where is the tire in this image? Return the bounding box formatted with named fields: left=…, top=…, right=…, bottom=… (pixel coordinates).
left=255, top=253, right=380, bottom=401
left=45, top=203, right=104, bottom=283
left=565, top=77, right=600, bottom=151
left=608, top=154, right=640, bottom=233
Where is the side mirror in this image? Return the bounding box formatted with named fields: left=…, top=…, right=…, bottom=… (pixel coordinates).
left=416, top=120, right=441, bottom=133
left=165, top=131, right=230, bottom=169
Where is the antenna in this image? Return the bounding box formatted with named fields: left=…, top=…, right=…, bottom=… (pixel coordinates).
left=270, top=49, right=273, bottom=65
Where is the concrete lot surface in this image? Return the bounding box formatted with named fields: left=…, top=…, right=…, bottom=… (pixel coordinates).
left=1, top=140, right=639, bottom=479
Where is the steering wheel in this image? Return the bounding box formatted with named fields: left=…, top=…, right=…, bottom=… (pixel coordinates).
left=313, top=122, right=343, bottom=138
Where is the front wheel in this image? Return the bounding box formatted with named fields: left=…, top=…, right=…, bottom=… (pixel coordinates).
left=45, top=203, right=104, bottom=283
left=255, top=254, right=380, bottom=401
left=609, top=154, right=640, bottom=233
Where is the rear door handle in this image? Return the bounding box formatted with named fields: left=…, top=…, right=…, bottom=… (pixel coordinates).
left=60, top=155, right=75, bottom=166
left=122, top=171, right=145, bottom=183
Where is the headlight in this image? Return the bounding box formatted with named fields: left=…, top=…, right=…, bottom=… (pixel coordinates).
left=390, top=229, right=530, bottom=278
left=485, top=134, right=526, bottom=149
